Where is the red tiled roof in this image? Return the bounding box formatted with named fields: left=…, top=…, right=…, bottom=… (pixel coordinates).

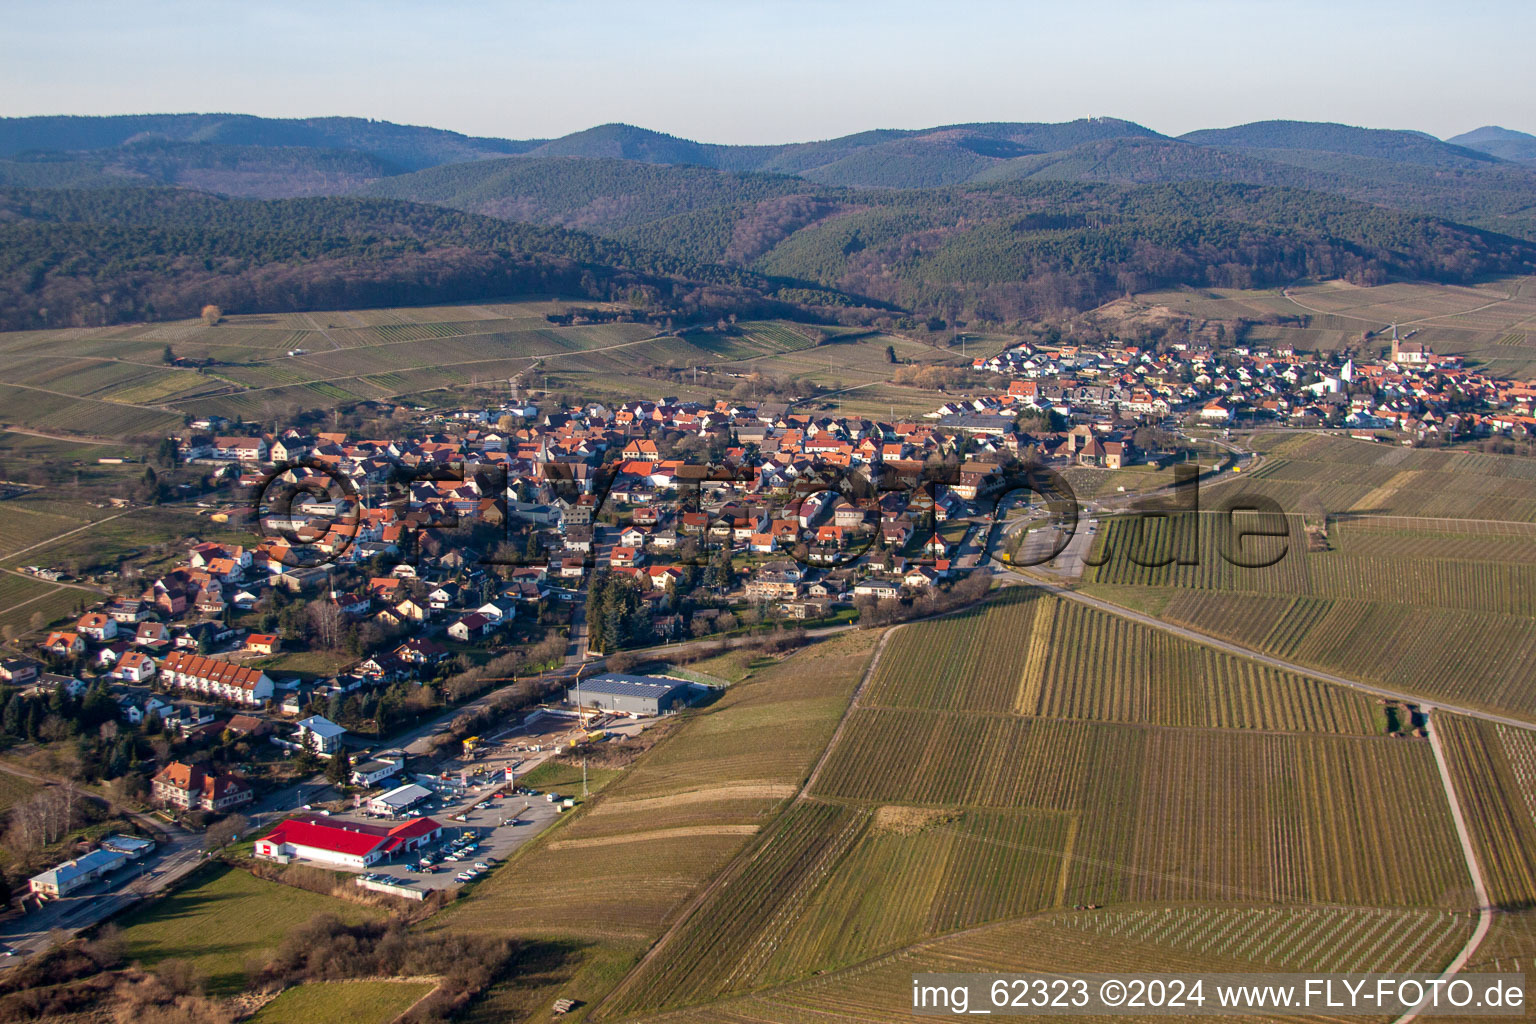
left=163, top=651, right=267, bottom=691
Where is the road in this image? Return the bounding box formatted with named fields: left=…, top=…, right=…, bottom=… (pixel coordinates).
left=1388, top=711, right=1493, bottom=1024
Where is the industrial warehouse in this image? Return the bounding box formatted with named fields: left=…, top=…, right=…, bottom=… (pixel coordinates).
left=566, top=674, right=699, bottom=716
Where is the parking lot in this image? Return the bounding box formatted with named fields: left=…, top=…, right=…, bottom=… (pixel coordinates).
left=358, top=787, right=567, bottom=891
left=330, top=715, right=597, bottom=893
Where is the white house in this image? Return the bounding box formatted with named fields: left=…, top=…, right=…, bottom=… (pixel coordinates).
left=295, top=715, right=347, bottom=755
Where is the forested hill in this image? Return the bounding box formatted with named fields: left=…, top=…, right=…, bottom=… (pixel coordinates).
left=6, top=113, right=1536, bottom=333
left=7, top=178, right=1530, bottom=334
left=1449, top=126, right=1536, bottom=162
left=9, top=113, right=1536, bottom=243
left=1179, top=120, right=1499, bottom=167
left=0, top=114, right=536, bottom=169
left=0, top=188, right=856, bottom=332
left=723, top=181, right=1536, bottom=322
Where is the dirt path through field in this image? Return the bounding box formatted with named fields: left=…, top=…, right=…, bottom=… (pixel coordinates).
left=1389, top=715, right=1492, bottom=1024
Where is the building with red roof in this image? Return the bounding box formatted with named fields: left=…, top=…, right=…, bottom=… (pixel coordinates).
left=254, top=814, right=443, bottom=870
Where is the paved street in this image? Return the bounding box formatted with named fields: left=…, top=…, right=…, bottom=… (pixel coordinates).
left=0, top=820, right=204, bottom=961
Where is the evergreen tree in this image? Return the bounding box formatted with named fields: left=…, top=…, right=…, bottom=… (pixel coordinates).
left=326, top=747, right=352, bottom=786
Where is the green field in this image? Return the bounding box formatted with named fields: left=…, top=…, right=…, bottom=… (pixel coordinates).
left=247, top=980, right=435, bottom=1024
left=114, top=864, right=385, bottom=995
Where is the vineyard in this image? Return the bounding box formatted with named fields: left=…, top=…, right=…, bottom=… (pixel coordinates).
left=639, top=903, right=1474, bottom=1024
left=0, top=574, right=84, bottom=637
left=0, top=300, right=936, bottom=437
left=863, top=589, right=1378, bottom=733
left=811, top=714, right=1466, bottom=909
left=1082, top=511, right=1308, bottom=592
left=600, top=802, right=1076, bottom=1018
left=1435, top=715, right=1536, bottom=910
left=0, top=501, right=90, bottom=558
left=1145, top=588, right=1536, bottom=720
left=1237, top=434, right=1536, bottom=521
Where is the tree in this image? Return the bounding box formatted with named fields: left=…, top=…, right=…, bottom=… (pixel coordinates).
left=204, top=813, right=249, bottom=851
left=886, top=344, right=897, bottom=364
left=200, top=304, right=223, bottom=326
left=325, top=747, right=352, bottom=787
left=307, top=602, right=346, bottom=650
left=162, top=344, right=176, bottom=364
left=296, top=728, right=320, bottom=772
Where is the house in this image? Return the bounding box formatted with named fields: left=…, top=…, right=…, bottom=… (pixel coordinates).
left=393, top=638, right=447, bottom=666
left=161, top=651, right=274, bottom=705
left=150, top=761, right=254, bottom=812
left=254, top=814, right=443, bottom=869
left=41, top=632, right=85, bottom=658
left=163, top=702, right=218, bottom=735
left=474, top=597, right=518, bottom=623
left=34, top=672, right=87, bottom=698
left=854, top=580, right=902, bottom=600
left=110, top=651, right=156, bottom=683
left=394, top=598, right=431, bottom=622
left=621, top=439, right=661, bottom=462
left=1199, top=399, right=1233, bottom=422
left=295, top=715, right=347, bottom=754
left=75, top=612, right=118, bottom=642
left=212, top=436, right=269, bottom=462
left=351, top=758, right=404, bottom=788
left=0, top=658, right=40, bottom=685
left=29, top=848, right=127, bottom=898
left=105, top=599, right=151, bottom=624
left=134, top=621, right=170, bottom=647
left=226, top=713, right=270, bottom=738
left=426, top=583, right=460, bottom=610
left=448, top=612, right=493, bottom=642
left=244, top=633, right=280, bottom=656
left=903, top=566, right=941, bottom=588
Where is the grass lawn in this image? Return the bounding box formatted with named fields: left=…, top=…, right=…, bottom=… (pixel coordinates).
left=0, top=770, right=41, bottom=813
left=518, top=760, right=621, bottom=801
left=114, top=863, right=385, bottom=995
left=248, top=980, right=435, bottom=1024
left=254, top=647, right=357, bottom=678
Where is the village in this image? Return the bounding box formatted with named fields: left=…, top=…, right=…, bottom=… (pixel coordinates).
left=4, top=320, right=1536, bottom=955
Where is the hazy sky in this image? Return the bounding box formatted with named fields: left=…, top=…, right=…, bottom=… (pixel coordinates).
left=5, top=0, right=1532, bottom=143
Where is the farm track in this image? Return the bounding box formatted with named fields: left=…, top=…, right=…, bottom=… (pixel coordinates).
left=1281, top=283, right=1519, bottom=331
left=799, top=626, right=896, bottom=798
left=1390, top=719, right=1492, bottom=1024
left=598, top=629, right=895, bottom=1015
left=1004, top=572, right=1536, bottom=734
left=0, top=379, right=177, bottom=413
left=200, top=329, right=673, bottom=400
